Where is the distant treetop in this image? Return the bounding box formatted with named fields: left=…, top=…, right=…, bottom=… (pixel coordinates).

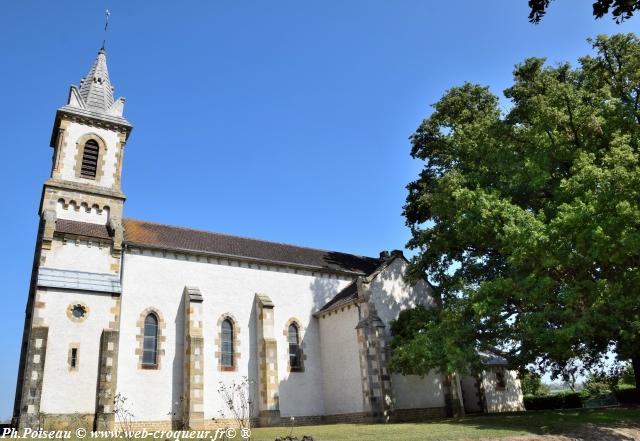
left=528, top=0, right=640, bottom=23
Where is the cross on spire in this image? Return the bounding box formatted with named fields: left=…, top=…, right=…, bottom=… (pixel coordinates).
left=102, top=9, right=111, bottom=50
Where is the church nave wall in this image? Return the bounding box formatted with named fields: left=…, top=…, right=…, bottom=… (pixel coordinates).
left=117, top=250, right=351, bottom=425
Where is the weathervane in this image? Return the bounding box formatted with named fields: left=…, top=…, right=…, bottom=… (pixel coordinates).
left=102, top=9, right=111, bottom=50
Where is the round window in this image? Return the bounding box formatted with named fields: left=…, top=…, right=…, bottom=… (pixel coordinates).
left=71, top=304, right=87, bottom=319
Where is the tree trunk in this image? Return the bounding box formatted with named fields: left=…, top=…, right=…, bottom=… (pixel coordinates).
left=632, top=356, right=640, bottom=403
left=632, top=357, right=640, bottom=386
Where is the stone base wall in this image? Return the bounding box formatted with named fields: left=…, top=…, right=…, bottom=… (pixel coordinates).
left=39, top=413, right=94, bottom=430
left=101, top=407, right=448, bottom=431
left=389, top=406, right=447, bottom=422
left=116, top=420, right=178, bottom=431
left=117, top=419, right=243, bottom=431
left=321, top=412, right=374, bottom=424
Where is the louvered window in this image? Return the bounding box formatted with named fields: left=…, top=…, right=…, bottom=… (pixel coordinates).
left=80, top=140, right=99, bottom=179
left=221, top=319, right=234, bottom=367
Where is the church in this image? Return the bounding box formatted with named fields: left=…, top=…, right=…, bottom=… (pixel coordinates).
left=13, top=48, right=524, bottom=431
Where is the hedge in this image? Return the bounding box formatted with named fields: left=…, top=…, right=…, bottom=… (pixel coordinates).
left=524, top=392, right=583, bottom=410
left=525, top=387, right=638, bottom=410
left=614, top=387, right=638, bottom=404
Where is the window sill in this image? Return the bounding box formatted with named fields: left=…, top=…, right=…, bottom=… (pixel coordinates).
left=141, top=364, right=158, bottom=370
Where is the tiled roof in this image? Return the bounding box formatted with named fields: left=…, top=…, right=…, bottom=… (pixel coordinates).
left=316, top=280, right=359, bottom=313
left=122, top=218, right=381, bottom=275
left=56, top=219, right=111, bottom=240
left=477, top=350, right=508, bottom=366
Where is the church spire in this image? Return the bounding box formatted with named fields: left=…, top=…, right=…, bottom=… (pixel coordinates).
left=78, top=48, right=115, bottom=113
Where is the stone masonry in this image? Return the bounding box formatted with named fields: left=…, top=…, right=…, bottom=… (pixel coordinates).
left=17, top=327, right=49, bottom=429
left=255, top=294, right=280, bottom=426
left=94, top=329, right=119, bottom=430
left=183, top=286, right=205, bottom=429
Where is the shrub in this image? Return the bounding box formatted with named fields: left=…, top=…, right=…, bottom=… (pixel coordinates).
left=524, top=392, right=583, bottom=410
left=614, top=386, right=638, bottom=404
left=520, top=372, right=550, bottom=396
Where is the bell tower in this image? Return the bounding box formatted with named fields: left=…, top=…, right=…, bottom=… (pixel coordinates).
left=14, top=48, right=132, bottom=429
left=43, top=47, right=132, bottom=253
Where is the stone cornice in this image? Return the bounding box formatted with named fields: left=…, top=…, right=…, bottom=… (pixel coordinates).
left=50, top=107, right=133, bottom=148
left=44, top=178, right=126, bottom=201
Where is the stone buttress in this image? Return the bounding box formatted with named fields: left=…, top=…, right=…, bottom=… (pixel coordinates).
left=183, top=286, right=205, bottom=429
left=255, top=294, right=280, bottom=426
left=355, top=277, right=393, bottom=423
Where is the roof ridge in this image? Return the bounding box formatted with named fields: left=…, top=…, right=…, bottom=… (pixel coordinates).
left=122, top=217, right=380, bottom=261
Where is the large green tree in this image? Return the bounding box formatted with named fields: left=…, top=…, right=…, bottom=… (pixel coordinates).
left=392, top=34, right=640, bottom=393
left=528, top=0, right=640, bottom=23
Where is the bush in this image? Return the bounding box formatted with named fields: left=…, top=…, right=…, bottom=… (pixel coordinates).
left=584, top=379, right=612, bottom=396
left=520, top=372, right=550, bottom=396
left=524, top=392, right=583, bottom=410
left=614, top=386, right=638, bottom=404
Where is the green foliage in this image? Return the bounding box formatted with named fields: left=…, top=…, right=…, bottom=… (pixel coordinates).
left=523, top=392, right=583, bottom=410
left=529, top=0, right=640, bottom=23
left=397, top=33, right=640, bottom=388
left=583, top=363, right=637, bottom=396
left=388, top=305, right=482, bottom=376
left=521, top=371, right=550, bottom=396
left=614, top=385, right=638, bottom=404
left=584, top=373, right=614, bottom=396
left=619, top=363, right=637, bottom=386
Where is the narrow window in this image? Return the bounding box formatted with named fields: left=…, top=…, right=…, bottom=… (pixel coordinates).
left=70, top=348, right=78, bottom=368
left=143, top=314, right=158, bottom=367
left=80, top=139, right=99, bottom=179
left=221, top=319, right=234, bottom=367
left=496, top=367, right=506, bottom=389
left=288, top=324, right=300, bottom=369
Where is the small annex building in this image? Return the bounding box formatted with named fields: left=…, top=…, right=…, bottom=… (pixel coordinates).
left=13, top=48, right=524, bottom=430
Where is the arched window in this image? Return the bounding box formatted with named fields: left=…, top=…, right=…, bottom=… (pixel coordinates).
left=80, top=139, right=99, bottom=179
left=221, top=318, right=234, bottom=367
left=142, top=313, right=158, bottom=366
left=288, top=323, right=300, bottom=369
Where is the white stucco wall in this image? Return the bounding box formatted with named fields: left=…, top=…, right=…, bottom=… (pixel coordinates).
left=56, top=199, right=110, bottom=225
left=367, top=258, right=435, bottom=329
left=117, top=249, right=353, bottom=422
left=392, top=372, right=446, bottom=410
left=59, top=121, right=119, bottom=189
left=38, top=289, right=116, bottom=414
left=366, top=258, right=446, bottom=410
left=318, top=306, right=364, bottom=415
left=44, top=238, right=116, bottom=274
left=481, top=368, right=525, bottom=413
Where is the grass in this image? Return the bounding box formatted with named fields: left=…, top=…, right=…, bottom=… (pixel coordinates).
left=249, top=407, right=640, bottom=441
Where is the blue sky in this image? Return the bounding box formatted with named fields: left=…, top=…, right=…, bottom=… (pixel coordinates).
left=1, top=1, right=638, bottom=419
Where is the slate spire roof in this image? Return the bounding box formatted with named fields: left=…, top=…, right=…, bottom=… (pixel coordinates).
left=78, top=48, right=115, bottom=113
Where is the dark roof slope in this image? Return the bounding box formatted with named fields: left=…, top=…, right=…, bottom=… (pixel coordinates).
left=122, top=218, right=381, bottom=275
left=56, top=219, right=111, bottom=240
